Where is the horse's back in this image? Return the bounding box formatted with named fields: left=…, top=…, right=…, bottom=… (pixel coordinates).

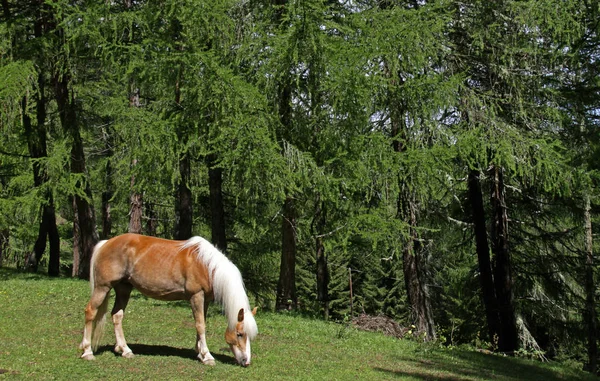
left=93, top=234, right=210, bottom=300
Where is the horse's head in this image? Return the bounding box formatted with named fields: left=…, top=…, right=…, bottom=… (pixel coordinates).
left=225, top=307, right=257, bottom=367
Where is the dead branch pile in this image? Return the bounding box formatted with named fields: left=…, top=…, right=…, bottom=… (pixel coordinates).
left=351, top=314, right=409, bottom=339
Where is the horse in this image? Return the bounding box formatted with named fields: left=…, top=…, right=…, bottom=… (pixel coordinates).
left=78, top=233, right=258, bottom=367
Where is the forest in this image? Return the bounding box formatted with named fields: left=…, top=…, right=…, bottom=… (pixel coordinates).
left=1, top=0, right=599, bottom=374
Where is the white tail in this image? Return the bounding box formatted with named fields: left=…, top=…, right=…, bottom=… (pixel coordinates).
left=90, top=240, right=109, bottom=351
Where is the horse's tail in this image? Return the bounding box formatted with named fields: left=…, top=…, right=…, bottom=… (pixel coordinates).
left=90, top=240, right=109, bottom=352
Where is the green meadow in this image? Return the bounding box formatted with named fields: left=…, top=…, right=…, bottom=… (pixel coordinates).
left=0, top=268, right=594, bottom=380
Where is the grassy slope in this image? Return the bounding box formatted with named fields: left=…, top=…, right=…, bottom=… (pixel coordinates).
left=0, top=268, right=595, bottom=381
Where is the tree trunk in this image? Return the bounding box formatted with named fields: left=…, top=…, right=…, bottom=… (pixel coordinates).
left=70, top=142, right=99, bottom=280
left=584, top=193, right=597, bottom=373
left=275, top=83, right=296, bottom=311
left=208, top=154, right=227, bottom=252
left=390, top=92, right=435, bottom=341
left=101, top=178, right=112, bottom=239
left=172, top=61, right=192, bottom=241
left=272, top=0, right=299, bottom=313
left=276, top=196, right=297, bottom=311
left=71, top=196, right=81, bottom=277
left=490, top=165, right=518, bottom=353
left=45, top=196, right=60, bottom=276
left=399, top=190, right=436, bottom=341
left=128, top=160, right=143, bottom=234
left=145, top=202, right=158, bottom=236
left=100, top=126, right=114, bottom=240
left=174, top=152, right=193, bottom=240
left=468, top=169, right=501, bottom=344
left=55, top=70, right=98, bottom=280
left=22, top=55, right=60, bottom=275
left=129, top=192, right=143, bottom=234
left=0, top=228, right=8, bottom=267
left=314, top=195, right=329, bottom=320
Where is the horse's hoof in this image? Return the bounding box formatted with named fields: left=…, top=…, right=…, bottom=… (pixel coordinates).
left=122, top=351, right=135, bottom=359
left=81, top=353, right=96, bottom=361
left=201, top=358, right=215, bottom=366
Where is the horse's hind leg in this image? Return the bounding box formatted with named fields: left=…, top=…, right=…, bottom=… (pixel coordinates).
left=112, top=282, right=134, bottom=358
left=191, top=291, right=215, bottom=365
left=80, top=286, right=110, bottom=360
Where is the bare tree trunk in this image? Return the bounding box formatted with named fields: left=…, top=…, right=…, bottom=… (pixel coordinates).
left=100, top=126, right=114, bottom=240
left=129, top=192, right=143, bottom=234
left=128, top=160, right=143, bottom=234
left=273, top=0, right=297, bottom=312
left=44, top=195, right=60, bottom=276
left=390, top=96, right=435, bottom=341
left=23, top=53, right=60, bottom=275
left=399, top=190, right=436, bottom=341
left=276, top=196, right=297, bottom=311
left=584, top=193, right=597, bottom=373
left=101, top=177, right=113, bottom=239
left=172, top=62, right=193, bottom=241
left=55, top=69, right=98, bottom=280
left=145, top=202, right=158, bottom=236
left=208, top=154, right=227, bottom=252
left=70, top=142, right=99, bottom=280
left=174, top=152, right=193, bottom=240
left=0, top=228, right=8, bottom=267
left=468, top=169, right=501, bottom=344
left=314, top=195, right=329, bottom=320
left=22, top=3, right=61, bottom=275
left=490, top=165, right=518, bottom=353
left=71, top=196, right=81, bottom=277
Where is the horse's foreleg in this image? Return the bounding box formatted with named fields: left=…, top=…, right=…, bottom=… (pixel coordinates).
left=191, top=291, right=215, bottom=365
left=112, top=283, right=134, bottom=358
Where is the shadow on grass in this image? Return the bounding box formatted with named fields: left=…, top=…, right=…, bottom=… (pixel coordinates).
left=374, top=350, right=593, bottom=381
left=95, top=344, right=237, bottom=365
left=0, top=267, right=53, bottom=281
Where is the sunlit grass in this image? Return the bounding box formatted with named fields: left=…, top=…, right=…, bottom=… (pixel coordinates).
left=0, top=267, right=595, bottom=380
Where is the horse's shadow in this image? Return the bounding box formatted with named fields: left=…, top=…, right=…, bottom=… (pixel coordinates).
left=95, top=344, right=236, bottom=365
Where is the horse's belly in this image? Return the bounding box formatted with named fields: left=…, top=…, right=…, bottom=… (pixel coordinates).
left=144, top=291, right=187, bottom=301
left=130, top=280, right=188, bottom=301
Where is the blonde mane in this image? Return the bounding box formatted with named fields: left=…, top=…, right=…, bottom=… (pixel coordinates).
left=181, top=236, right=258, bottom=339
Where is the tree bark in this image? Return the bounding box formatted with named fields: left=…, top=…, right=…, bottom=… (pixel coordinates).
left=490, top=165, right=518, bottom=353
left=54, top=70, right=98, bottom=280
left=390, top=89, right=435, bottom=341
left=128, top=192, right=143, bottom=234
left=314, top=195, right=329, bottom=320
left=20, top=5, right=61, bottom=276
left=584, top=193, right=597, bottom=373
left=145, top=202, right=158, bottom=236
left=273, top=0, right=298, bottom=313
left=275, top=82, right=296, bottom=312
left=174, top=151, right=193, bottom=240
left=468, top=169, right=501, bottom=344
left=128, top=159, right=143, bottom=234
left=100, top=126, right=114, bottom=240
left=276, top=196, right=297, bottom=311
left=172, top=61, right=193, bottom=241
left=71, top=196, right=80, bottom=277
left=399, top=190, right=436, bottom=341
left=0, top=228, right=8, bottom=267
left=208, top=154, right=227, bottom=252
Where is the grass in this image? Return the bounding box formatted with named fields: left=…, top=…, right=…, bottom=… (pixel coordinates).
left=0, top=267, right=596, bottom=381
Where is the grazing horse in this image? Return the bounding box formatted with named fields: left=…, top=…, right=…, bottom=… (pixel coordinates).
left=79, top=233, right=258, bottom=367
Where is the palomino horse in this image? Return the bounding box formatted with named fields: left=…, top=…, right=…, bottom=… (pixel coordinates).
left=79, top=233, right=258, bottom=366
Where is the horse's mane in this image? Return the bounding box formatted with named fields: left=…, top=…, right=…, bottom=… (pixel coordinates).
left=181, top=237, right=258, bottom=340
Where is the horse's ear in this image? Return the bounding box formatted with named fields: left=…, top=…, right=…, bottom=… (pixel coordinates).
left=252, top=307, right=258, bottom=316
left=237, top=308, right=244, bottom=322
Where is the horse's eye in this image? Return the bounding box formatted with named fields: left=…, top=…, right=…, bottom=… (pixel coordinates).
left=236, top=333, right=243, bottom=338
